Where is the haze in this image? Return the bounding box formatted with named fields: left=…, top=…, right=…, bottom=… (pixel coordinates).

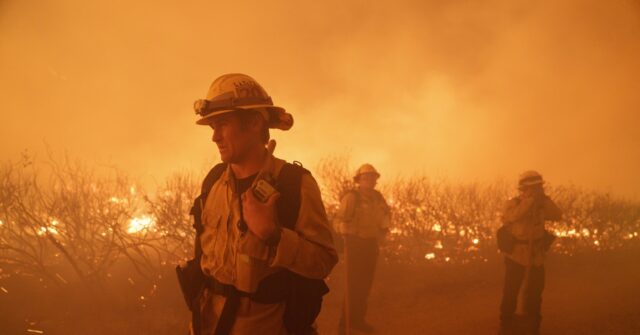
left=1, top=0, right=639, bottom=197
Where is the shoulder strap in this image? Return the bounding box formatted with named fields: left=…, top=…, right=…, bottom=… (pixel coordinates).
left=201, top=163, right=228, bottom=198
left=275, top=162, right=310, bottom=230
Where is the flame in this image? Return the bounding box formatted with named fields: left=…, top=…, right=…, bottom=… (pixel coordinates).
left=128, top=215, right=155, bottom=234
left=554, top=228, right=579, bottom=237
left=109, top=196, right=127, bottom=204
left=37, top=219, right=60, bottom=236
left=425, top=252, right=436, bottom=260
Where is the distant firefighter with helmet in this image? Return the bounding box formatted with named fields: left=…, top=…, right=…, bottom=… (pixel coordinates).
left=336, top=164, right=391, bottom=334
left=177, top=73, right=337, bottom=335
left=497, top=171, right=563, bottom=335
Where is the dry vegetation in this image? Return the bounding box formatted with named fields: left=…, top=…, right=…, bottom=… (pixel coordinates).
left=316, top=156, right=640, bottom=264
left=1, top=155, right=638, bottom=334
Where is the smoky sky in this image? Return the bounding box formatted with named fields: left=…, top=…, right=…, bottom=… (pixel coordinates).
left=1, top=0, right=639, bottom=197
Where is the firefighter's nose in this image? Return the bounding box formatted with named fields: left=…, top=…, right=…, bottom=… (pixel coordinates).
left=212, top=128, right=222, bottom=143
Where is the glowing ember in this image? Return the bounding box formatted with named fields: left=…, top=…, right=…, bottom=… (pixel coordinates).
left=554, top=228, right=580, bottom=237
left=37, top=226, right=59, bottom=236
left=390, top=227, right=402, bottom=235
left=1, top=286, right=7, bottom=293
left=434, top=240, right=443, bottom=249
left=594, top=240, right=600, bottom=246
left=36, top=218, right=61, bottom=236
left=432, top=224, right=442, bottom=232
left=582, top=229, right=590, bottom=237
left=425, top=252, right=436, bottom=260
left=128, top=215, right=155, bottom=234
left=472, top=238, right=479, bottom=245
left=26, top=330, right=44, bottom=334
left=109, top=196, right=127, bottom=204
left=0, top=220, right=3, bottom=226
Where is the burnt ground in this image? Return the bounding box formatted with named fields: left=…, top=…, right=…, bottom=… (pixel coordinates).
left=317, top=247, right=640, bottom=335
left=1, top=247, right=639, bottom=334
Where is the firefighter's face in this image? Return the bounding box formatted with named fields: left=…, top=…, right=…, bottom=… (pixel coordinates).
left=358, top=173, right=379, bottom=189
left=520, top=184, right=544, bottom=197
left=209, top=112, right=259, bottom=163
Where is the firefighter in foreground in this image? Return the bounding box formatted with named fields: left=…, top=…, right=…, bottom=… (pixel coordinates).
left=178, top=73, right=337, bottom=335
left=336, top=164, right=391, bottom=334
left=497, top=171, right=562, bottom=335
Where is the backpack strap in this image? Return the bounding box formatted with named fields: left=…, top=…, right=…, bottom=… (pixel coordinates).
left=272, top=163, right=329, bottom=334
left=275, top=162, right=310, bottom=229
left=202, top=163, right=229, bottom=196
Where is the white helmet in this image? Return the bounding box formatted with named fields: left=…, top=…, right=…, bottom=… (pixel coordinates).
left=193, top=73, right=293, bottom=130
left=354, top=163, right=380, bottom=182
left=518, top=170, right=544, bottom=189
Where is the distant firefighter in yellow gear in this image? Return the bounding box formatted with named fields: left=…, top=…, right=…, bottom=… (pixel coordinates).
left=497, top=171, right=562, bottom=335
left=336, top=164, right=391, bottom=334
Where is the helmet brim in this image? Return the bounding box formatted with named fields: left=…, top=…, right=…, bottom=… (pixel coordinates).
left=354, top=171, right=381, bottom=182
left=195, top=105, right=286, bottom=126
left=518, top=180, right=545, bottom=189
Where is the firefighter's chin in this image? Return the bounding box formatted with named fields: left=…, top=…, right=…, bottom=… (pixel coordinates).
left=218, top=147, right=232, bottom=163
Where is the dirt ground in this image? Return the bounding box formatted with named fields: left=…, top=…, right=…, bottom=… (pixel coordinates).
left=316, top=247, right=640, bottom=335
left=1, top=248, right=639, bottom=334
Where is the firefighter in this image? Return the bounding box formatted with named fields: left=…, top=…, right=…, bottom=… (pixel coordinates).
left=498, top=171, right=562, bottom=335
left=336, top=164, right=391, bottom=334
left=184, top=73, right=337, bottom=335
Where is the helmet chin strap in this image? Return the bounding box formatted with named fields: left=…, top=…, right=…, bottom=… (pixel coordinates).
left=267, top=139, right=276, bottom=155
